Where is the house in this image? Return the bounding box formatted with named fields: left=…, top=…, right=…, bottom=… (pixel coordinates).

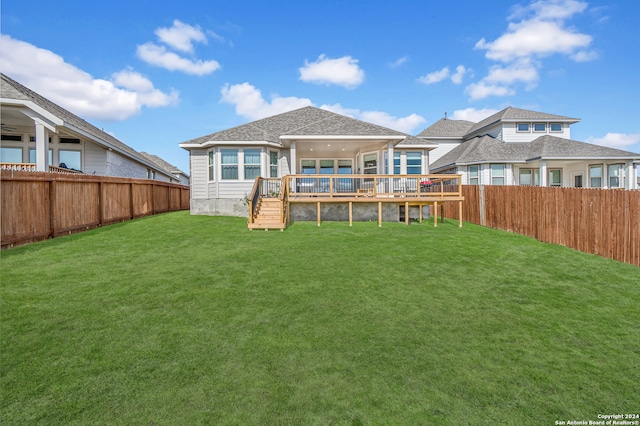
left=0, top=73, right=185, bottom=182
left=179, top=106, right=444, bottom=221
left=140, top=152, right=190, bottom=185
left=420, top=107, right=640, bottom=189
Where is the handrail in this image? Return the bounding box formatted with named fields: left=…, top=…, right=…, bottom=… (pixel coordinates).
left=0, top=162, right=37, bottom=172
left=248, top=176, right=261, bottom=224
left=286, top=174, right=463, bottom=199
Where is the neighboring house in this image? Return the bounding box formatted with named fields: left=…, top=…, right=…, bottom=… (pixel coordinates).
left=420, top=107, right=640, bottom=189
left=0, top=73, right=181, bottom=182
left=140, top=152, right=190, bottom=185
left=179, top=106, right=437, bottom=216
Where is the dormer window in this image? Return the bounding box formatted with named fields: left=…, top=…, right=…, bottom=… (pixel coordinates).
left=517, top=123, right=530, bottom=132
left=533, top=123, right=546, bottom=132
left=550, top=123, right=563, bottom=132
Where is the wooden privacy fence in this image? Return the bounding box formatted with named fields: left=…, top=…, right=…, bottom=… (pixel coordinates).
left=443, top=185, right=640, bottom=267
left=1, top=170, right=190, bottom=248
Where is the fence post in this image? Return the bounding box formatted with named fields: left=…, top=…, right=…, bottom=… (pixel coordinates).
left=49, top=179, right=56, bottom=238
left=479, top=185, right=486, bottom=227
left=130, top=182, right=135, bottom=219
left=98, top=181, right=104, bottom=227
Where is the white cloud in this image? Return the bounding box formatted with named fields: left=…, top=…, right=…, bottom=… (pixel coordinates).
left=299, top=55, right=364, bottom=88
left=509, top=0, right=588, bottom=21
left=468, top=0, right=595, bottom=101
left=0, top=35, right=178, bottom=121
left=475, top=20, right=593, bottom=62
left=389, top=56, right=408, bottom=68
left=220, top=83, right=425, bottom=134
left=451, top=108, right=501, bottom=122
left=137, top=42, right=220, bottom=75
left=220, top=83, right=312, bottom=120
left=418, top=67, right=450, bottom=85
left=586, top=133, right=640, bottom=150
left=451, top=65, right=468, bottom=84
left=465, top=82, right=515, bottom=101
left=419, top=65, right=468, bottom=85
left=155, top=20, right=207, bottom=53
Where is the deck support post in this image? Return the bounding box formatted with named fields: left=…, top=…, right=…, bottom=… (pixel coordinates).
left=317, top=201, right=321, bottom=226
left=349, top=201, right=353, bottom=226
left=433, top=201, right=438, bottom=228
left=405, top=201, right=409, bottom=225
left=378, top=202, right=382, bottom=227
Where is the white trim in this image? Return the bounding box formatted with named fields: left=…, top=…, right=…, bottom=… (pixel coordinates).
left=280, top=135, right=406, bottom=141
left=179, top=141, right=282, bottom=149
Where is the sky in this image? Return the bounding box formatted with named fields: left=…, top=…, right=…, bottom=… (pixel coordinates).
left=2, top=0, right=640, bottom=174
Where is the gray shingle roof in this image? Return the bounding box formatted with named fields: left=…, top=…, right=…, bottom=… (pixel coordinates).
left=180, top=106, right=410, bottom=146
left=140, top=152, right=188, bottom=176
left=431, top=134, right=640, bottom=172
left=465, top=106, right=580, bottom=137
left=1, top=73, right=174, bottom=177
left=416, top=118, right=475, bottom=138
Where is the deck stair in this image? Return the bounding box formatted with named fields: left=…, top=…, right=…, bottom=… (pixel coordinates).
left=248, top=197, right=286, bottom=230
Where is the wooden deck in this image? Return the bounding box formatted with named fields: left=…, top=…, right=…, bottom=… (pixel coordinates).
left=248, top=174, right=464, bottom=230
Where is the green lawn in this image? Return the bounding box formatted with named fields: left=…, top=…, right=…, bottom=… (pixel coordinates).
left=1, top=212, right=638, bottom=425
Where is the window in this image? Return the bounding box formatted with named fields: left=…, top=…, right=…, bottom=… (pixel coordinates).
left=269, top=151, right=278, bottom=178
left=384, top=151, right=401, bottom=174
left=574, top=175, right=583, bottom=188
left=491, top=164, right=505, bottom=185
left=208, top=151, right=215, bottom=181
left=338, top=160, right=352, bottom=174
left=147, top=169, right=155, bottom=179
left=406, top=152, right=422, bottom=175
left=59, top=137, right=81, bottom=144
left=58, top=150, right=81, bottom=171
left=589, top=164, right=602, bottom=188
left=1, top=147, right=23, bottom=162
left=29, top=149, right=53, bottom=165
left=221, top=149, right=238, bottom=180
left=533, top=123, right=546, bottom=132
left=469, top=165, right=479, bottom=185
left=549, top=169, right=562, bottom=187
left=1, top=135, right=22, bottom=142
left=244, top=149, right=261, bottom=180
left=550, top=123, right=563, bottom=132
left=608, top=163, right=624, bottom=188
left=320, top=160, right=334, bottom=174
left=517, top=123, right=530, bottom=132
left=301, top=160, right=316, bottom=174
left=363, top=153, right=377, bottom=174
left=519, top=169, right=540, bottom=186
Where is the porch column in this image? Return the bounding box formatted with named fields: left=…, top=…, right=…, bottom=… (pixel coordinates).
left=626, top=162, right=635, bottom=190
left=35, top=121, right=49, bottom=172
left=540, top=161, right=547, bottom=187
left=290, top=142, right=296, bottom=174
left=387, top=142, right=394, bottom=175
left=261, top=149, right=268, bottom=178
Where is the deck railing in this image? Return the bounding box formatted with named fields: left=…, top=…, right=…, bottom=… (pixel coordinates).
left=247, top=177, right=285, bottom=224
left=0, top=162, right=37, bottom=172
left=286, top=174, right=462, bottom=199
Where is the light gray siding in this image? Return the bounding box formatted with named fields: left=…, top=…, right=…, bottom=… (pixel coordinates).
left=190, top=149, right=209, bottom=199
left=83, top=142, right=107, bottom=175
left=106, top=151, right=148, bottom=179
left=428, top=140, right=462, bottom=165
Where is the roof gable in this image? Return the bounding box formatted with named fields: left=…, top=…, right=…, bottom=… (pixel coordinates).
left=180, top=106, right=408, bottom=147
left=465, top=107, right=580, bottom=137
left=416, top=118, right=475, bottom=138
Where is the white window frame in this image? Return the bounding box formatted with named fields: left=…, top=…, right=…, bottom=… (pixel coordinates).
left=589, top=164, right=603, bottom=188
left=469, top=165, right=479, bottom=185
left=550, top=123, right=563, bottom=132
left=491, top=163, right=505, bottom=185
left=533, top=123, right=546, bottom=132
left=243, top=149, right=262, bottom=181
left=519, top=168, right=540, bottom=186
left=208, top=150, right=215, bottom=181
left=269, top=150, right=278, bottom=178
left=516, top=123, right=530, bottom=132
left=363, top=152, right=378, bottom=175
left=549, top=168, right=562, bottom=187
left=608, top=163, right=624, bottom=188
left=220, top=149, right=239, bottom=180
left=405, top=151, right=422, bottom=175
